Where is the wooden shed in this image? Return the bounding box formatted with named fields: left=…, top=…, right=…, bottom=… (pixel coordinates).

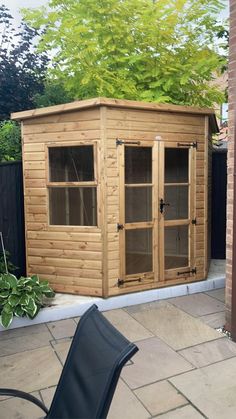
left=12, top=97, right=218, bottom=297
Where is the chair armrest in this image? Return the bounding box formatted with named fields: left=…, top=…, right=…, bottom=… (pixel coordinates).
left=0, top=388, right=49, bottom=415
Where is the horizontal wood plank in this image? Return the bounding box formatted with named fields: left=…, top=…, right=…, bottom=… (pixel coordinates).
left=24, top=130, right=101, bottom=143
left=23, top=120, right=100, bottom=135
left=27, top=239, right=102, bottom=251
left=28, top=264, right=102, bottom=278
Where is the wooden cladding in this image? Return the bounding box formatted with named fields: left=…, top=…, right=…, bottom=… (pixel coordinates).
left=18, top=98, right=216, bottom=297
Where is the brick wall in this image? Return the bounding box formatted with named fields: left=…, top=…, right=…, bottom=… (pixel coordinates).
left=226, top=0, right=236, bottom=330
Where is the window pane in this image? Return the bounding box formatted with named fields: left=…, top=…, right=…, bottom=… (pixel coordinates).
left=125, top=229, right=153, bottom=275
left=165, top=225, right=188, bottom=269
left=125, top=187, right=152, bottom=223
left=49, top=146, right=94, bottom=182
left=164, top=186, right=188, bottom=220
left=165, top=148, right=189, bottom=183
left=49, top=187, right=97, bottom=226
left=125, top=147, right=152, bottom=184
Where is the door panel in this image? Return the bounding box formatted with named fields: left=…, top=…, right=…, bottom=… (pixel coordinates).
left=119, top=141, right=155, bottom=286
left=159, top=142, right=196, bottom=281
left=119, top=140, right=195, bottom=286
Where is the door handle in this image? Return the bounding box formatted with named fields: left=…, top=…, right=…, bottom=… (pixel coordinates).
left=160, top=198, right=170, bottom=214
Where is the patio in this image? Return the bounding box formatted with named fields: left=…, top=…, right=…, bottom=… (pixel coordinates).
left=1, top=287, right=236, bottom=418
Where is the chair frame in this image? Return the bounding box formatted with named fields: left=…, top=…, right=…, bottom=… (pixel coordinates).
left=0, top=304, right=138, bottom=419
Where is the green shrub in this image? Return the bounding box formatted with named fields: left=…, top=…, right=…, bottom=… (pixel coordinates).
left=0, top=121, right=21, bottom=162
left=0, top=273, right=55, bottom=328
left=0, top=251, right=17, bottom=274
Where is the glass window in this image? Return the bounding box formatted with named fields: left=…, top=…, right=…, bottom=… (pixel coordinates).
left=164, top=186, right=188, bottom=220
left=165, top=148, right=189, bottom=183
left=125, top=186, right=152, bottom=223
left=48, top=145, right=97, bottom=226
left=49, top=187, right=97, bottom=226
left=125, top=228, right=153, bottom=275
left=125, top=147, right=152, bottom=184
left=165, top=225, right=188, bottom=270
left=49, top=146, right=94, bottom=182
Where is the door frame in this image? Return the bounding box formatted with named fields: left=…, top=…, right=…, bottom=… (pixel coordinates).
left=118, top=140, right=158, bottom=287
left=158, top=141, right=196, bottom=282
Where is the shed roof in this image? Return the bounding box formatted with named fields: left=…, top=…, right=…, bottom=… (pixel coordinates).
left=11, top=97, right=218, bottom=132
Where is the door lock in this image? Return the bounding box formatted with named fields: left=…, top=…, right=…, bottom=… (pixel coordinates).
left=160, top=198, right=170, bottom=214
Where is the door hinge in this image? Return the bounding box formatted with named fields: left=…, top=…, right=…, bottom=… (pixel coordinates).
left=117, top=278, right=142, bottom=286
left=117, top=223, right=124, bottom=231
left=192, top=218, right=197, bottom=225
left=177, top=142, right=198, bottom=149
left=177, top=268, right=197, bottom=276
left=116, top=138, right=141, bottom=146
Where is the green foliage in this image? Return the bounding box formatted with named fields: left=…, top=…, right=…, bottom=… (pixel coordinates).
left=0, top=273, right=55, bottom=328
left=34, top=79, right=74, bottom=108
left=0, top=121, right=21, bottom=162
left=23, top=0, right=228, bottom=107
left=0, top=251, right=17, bottom=274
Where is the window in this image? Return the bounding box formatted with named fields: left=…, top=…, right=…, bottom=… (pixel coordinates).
left=47, top=145, right=97, bottom=226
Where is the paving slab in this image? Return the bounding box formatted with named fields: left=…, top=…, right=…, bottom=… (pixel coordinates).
left=103, top=309, right=153, bottom=342
left=121, top=337, right=193, bottom=389
left=0, top=331, right=52, bottom=357
left=0, top=346, right=62, bottom=393
left=47, top=318, right=77, bottom=340
left=40, top=386, right=57, bottom=409
left=179, top=337, right=236, bottom=368
left=108, top=380, right=149, bottom=419
left=126, top=301, right=221, bottom=350
left=167, top=293, right=225, bottom=317
left=198, top=311, right=225, bottom=329
left=0, top=391, right=43, bottom=419
left=0, top=323, right=49, bottom=341
left=134, top=380, right=187, bottom=416
left=205, top=288, right=225, bottom=303
left=155, top=404, right=204, bottom=418
left=51, top=338, right=72, bottom=364
left=170, top=356, right=236, bottom=419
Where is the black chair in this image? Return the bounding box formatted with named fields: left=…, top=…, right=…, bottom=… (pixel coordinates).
left=0, top=304, right=138, bottom=418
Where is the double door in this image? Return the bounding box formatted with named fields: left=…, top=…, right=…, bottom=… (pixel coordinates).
left=118, top=140, right=196, bottom=287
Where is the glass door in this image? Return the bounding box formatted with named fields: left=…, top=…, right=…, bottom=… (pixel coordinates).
left=118, top=142, right=155, bottom=287
left=159, top=142, right=196, bottom=281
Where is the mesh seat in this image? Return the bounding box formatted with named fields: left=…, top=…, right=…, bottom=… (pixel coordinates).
left=0, top=304, right=138, bottom=419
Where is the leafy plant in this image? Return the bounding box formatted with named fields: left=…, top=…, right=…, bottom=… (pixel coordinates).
left=0, top=250, right=17, bottom=274
left=23, top=0, right=228, bottom=107
left=0, top=273, right=55, bottom=328
left=0, top=121, right=21, bottom=162
left=34, top=79, right=74, bottom=108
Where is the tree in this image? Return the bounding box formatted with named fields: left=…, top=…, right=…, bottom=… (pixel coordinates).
left=34, top=79, right=74, bottom=108
left=0, top=4, right=48, bottom=120
left=0, top=121, right=21, bottom=162
left=23, top=0, right=227, bottom=107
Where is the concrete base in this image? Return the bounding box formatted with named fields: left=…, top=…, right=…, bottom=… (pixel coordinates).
left=0, top=259, right=225, bottom=331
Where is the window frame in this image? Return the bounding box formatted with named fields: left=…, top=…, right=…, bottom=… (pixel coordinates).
left=46, top=142, right=99, bottom=230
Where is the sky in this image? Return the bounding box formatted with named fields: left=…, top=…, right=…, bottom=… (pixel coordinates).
left=1, top=0, right=48, bottom=27
left=1, top=0, right=230, bottom=27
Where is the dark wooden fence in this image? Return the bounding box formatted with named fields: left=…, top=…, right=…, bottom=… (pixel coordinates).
left=0, top=161, right=26, bottom=276
left=211, top=149, right=227, bottom=259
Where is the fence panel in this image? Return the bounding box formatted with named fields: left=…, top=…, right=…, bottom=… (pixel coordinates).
left=0, top=161, right=26, bottom=276
left=211, top=150, right=227, bottom=259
